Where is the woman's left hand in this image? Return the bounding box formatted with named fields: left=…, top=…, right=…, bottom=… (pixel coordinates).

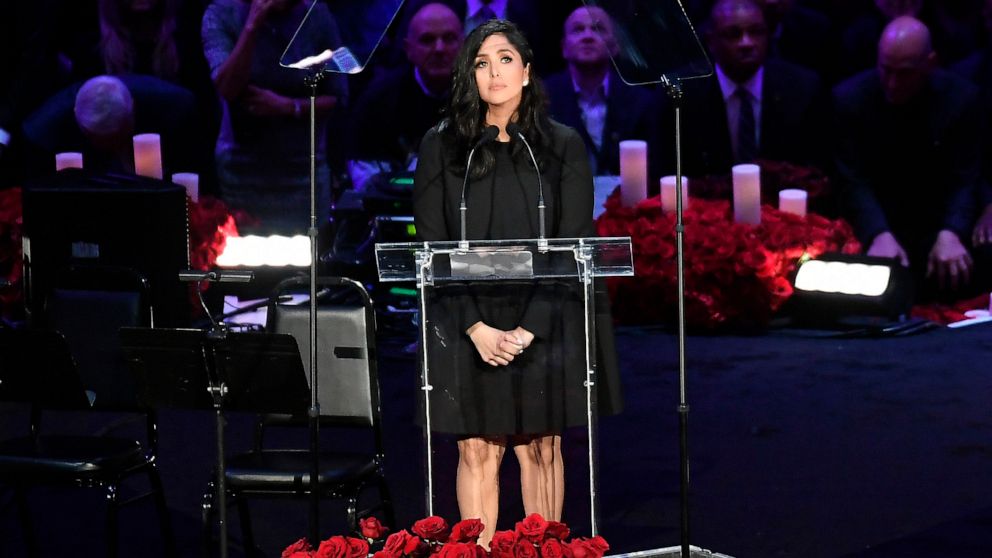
left=506, top=327, right=534, bottom=351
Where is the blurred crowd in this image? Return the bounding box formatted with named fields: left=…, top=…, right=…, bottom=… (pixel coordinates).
left=1, top=0, right=991, bottom=301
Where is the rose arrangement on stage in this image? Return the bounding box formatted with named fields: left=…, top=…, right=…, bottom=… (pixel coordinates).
left=596, top=189, right=861, bottom=330
left=283, top=515, right=609, bottom=558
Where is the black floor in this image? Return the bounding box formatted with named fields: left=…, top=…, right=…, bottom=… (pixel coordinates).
left=2, top=321, right=991, bottom=557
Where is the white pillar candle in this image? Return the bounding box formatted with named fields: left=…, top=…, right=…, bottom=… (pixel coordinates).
left=619, top=140, right=648, bottom=207
left=660, top=175, right=689, bottom=213
left=732, top=163, right=762, bottom=225
left=172, top=172, right=199, bottom=203
left=55, top=152, right=83, bottom=171
left=778, top=188, right=807, bottom=217
left=133, top=133, right=163, bottom=179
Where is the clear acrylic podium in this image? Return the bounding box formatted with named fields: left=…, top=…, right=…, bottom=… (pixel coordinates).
left=376, top=236, right=633, bottom=534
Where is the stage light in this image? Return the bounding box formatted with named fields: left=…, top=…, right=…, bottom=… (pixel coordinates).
left=790, top=253, right=913, bottom=321
left=215, top=235, right=311, bottom=267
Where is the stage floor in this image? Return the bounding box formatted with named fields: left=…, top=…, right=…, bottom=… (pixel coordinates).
left=1, top=322, right=990, bottom=557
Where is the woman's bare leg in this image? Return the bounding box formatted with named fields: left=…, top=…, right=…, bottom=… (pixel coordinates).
left=457, top=436, right=505, bottom=547
left=513, top=434, right=563, bottom=519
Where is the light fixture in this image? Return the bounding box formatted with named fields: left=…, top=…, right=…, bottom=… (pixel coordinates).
left=790, top=253, right=913, bottom=322
left=215, top=235, right=311, bottom=268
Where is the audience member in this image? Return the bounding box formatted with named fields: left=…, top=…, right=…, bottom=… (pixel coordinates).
left=952, top=0, right=992, bottom=252
left=833, top=16, right=989, bottom=299
left=395, top=0, right=560, bottom=73
left=202, top=0, right=348, bottom=234
left=757, top=0, right=838, bottom=80
left=667, top=0, right=827, bottom=177
left=0, top=0, right=70, bottom=187
left=346, top=3, right=463, bottom=191
left=839, top=1, right=923, bottom=80
left=19, top=74, right=199, bottom=177
left=543, top=5, right=659, bottom=180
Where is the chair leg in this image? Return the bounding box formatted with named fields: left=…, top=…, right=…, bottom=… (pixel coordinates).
left=105, top=484, right=120, bottom=558
left=147, top=465, right=178, bottom=557
left=234, top=492, right=259, bottom=558
left=15, top=488, right=40, bottom=558
left=378, top=477, right=397, bottom=530
left=201, top=481, right=216, bottom=558
left=346, top=494, right=359, bottom=534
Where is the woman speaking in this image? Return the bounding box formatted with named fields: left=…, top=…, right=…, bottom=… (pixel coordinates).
left=413, top=19, right=620, bottom=546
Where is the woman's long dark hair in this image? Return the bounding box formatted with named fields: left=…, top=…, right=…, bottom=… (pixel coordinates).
left=443, top=19, right=551, bottom=179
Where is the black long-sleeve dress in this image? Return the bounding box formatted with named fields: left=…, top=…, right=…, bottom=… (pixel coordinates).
left=413, top=120, right=622, bottom=436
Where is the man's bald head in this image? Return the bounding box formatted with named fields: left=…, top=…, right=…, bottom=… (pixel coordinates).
left=405, top=3, right=463, bottom=92
left=877, top=16, right=935, bottom=104
left=561, top=5, right=618, bottom=70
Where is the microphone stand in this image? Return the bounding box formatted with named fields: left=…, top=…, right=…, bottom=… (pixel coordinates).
left=661, top=74, right=692, bottom=558
left=305, top=70, right=324, bottom=547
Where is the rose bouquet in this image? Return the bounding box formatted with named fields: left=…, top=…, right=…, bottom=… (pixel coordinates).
left=282, top=514, right=609, bottom=558
left=596, top=190, right=861, bottom=330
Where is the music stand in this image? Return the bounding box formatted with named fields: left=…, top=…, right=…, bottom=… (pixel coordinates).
left=120, top=327, right=310, bottom=558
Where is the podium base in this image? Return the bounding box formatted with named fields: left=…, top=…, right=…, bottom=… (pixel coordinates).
left=607, top=546, right=735, bottom=558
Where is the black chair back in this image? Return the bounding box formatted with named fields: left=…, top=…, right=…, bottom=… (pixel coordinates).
left=267, top=276, right=380, bottom=427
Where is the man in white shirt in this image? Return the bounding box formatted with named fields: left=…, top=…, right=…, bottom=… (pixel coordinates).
left=544, top=6, right=659, bottom=180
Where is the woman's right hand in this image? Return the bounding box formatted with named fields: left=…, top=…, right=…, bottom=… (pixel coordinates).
left=467, top=322, right=516, bottom=367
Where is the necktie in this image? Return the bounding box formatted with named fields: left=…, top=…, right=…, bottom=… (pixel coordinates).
left=736, top=87, right=757, bottom=163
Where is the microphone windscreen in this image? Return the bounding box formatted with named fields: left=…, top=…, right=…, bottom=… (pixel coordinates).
left=472, top=125, right=500, bottom=148
left=505, top=122, right=522, bottom=138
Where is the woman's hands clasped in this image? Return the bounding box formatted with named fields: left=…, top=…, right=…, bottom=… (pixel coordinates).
left=467, top=322, right=534, bottom=367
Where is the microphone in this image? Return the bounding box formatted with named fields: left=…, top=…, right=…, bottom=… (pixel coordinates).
left=459, top=125, right=500, bottom=248
left=506, top=123, right=546, bottom=247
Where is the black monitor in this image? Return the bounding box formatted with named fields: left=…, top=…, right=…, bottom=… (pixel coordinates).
left=21, top=169, right=190, bottom=326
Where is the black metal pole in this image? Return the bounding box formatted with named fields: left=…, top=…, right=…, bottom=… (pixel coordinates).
left=305, top=72, right=323, bottom=547
left=661, top=75, right=692, bottom=558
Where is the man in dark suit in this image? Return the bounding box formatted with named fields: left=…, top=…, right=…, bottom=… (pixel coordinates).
left=543, top=5, right=659, bottom=182
left=346, top=2, right=463, bottom=190
left=834, top=16, right=989, bottom=299
left=669, top=0, right=827, bottom=178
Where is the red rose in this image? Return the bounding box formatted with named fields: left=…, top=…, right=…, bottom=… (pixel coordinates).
left=316, top=536, right=350, bottom=558
left=347, top=537, right=370, bottom=558
left=412, top=516, right=450, bottom=542
left=489, top=530, right=519, bottom=558
left=438, top=542, right=478, bottom=558
left=384, top=530, right=414, bottom=556
left=361, top=517, right=391, bottom=540
left=513, top=539, right=538, bottom=558
left=474, top=544, right=489, bottom=558
left=543, top=522, right=570, bottom=541
left=514, top=514, right=548, bottom=544
left=450, top=519, right=485, bottom=543
left=585, top=537, right=608, bottom=555
left=283, top=538, right=314, bottom=558
left=539, top=539, right=570, bottom=558
left=373, top=551, right=399, bottom=558
left=566, top=538, right=609, bottom=558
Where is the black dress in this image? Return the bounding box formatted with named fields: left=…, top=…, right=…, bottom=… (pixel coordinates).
left=413, top=120, right=623, bottom=436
